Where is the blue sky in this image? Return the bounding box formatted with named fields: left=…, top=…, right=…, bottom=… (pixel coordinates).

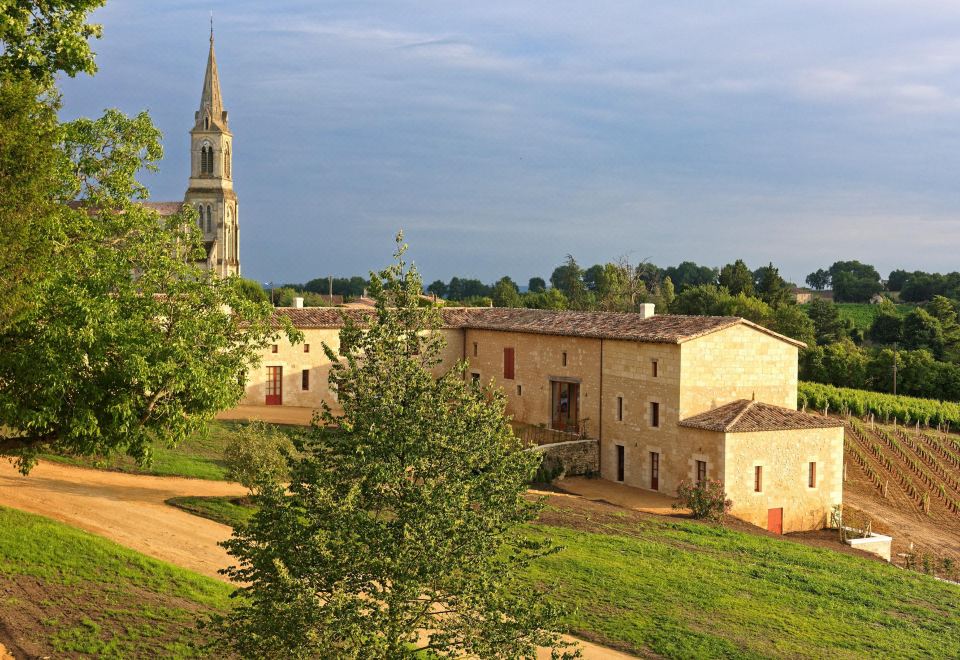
left=59, top=1, right=960, bottom=286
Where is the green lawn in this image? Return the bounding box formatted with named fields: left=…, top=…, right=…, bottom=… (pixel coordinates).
left=172, top=496, right=960, bottom=658
left=0, top=506, right=233, bottom=658
left=43, top=420, right=245, bottom=481
left=167, top=495, right=257, bottom=526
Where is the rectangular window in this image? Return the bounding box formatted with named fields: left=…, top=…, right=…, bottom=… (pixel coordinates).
left=809, top=462, right=817, bottom=488
left=562, top=351, right=568, bottom=367
left=650, top=402, right=660, bottom=428
left=271, top=344, right=278, bottom=354
left=650, top=451, right=660, bottom=490
left=473, top=342, right=478, bottom=357
left=616, top=445, right=625, bottom=482
left=617, top=396, right=623, bottom=421
left=517, top=384, right=522, bottom=396
left=304, top=344, right=310, bottom=353
left=471, top=372, right=480, bottom=384
left=696, top=460, right=707, bottom=484
left=652, top=359, right=659, bottom=377
left=301, top=369, right=310, bottom=391
left=503, top=347, right=515, bottom=380
left=755, top=466, right=763, bottom=493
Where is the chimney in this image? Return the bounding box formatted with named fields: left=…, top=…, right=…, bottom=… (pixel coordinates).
left=638, top=303, right=656, bottom=319
left=294, top=296, right=304, bottom=309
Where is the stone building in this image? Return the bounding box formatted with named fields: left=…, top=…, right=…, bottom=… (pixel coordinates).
left=242, top=305, right=843, bottom=533
left=146, top=26, right=240, bottom=277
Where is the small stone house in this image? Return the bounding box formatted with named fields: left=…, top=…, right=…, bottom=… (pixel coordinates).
left=242, top=304, right=843, bottom=533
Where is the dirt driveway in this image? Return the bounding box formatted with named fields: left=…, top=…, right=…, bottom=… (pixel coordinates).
left=0, top=461, right=634, bottom=659
left=0, top=460, right=246, bottom=580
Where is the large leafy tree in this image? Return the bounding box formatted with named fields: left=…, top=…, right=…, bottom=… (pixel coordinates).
left=213, top=238, right=574, bottom=658
left=718, top=259, right=754, bottom=296
left=0, top=2, right=291, bottom=470
left=0, top=0, right=104, bottom=327
left=491, top=275, right=522, bottom=307
left=0, top=109, right=289, bottom=470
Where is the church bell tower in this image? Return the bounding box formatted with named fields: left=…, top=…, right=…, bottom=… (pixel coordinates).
left=184, top=23, right=239, bottom=277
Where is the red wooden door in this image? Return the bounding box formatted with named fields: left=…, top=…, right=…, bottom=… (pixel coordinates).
left=265, top=366, right=282, bottom=405
left=650, top=452, right=659, bottom=491
left=767, top=508, right=783, bottom=535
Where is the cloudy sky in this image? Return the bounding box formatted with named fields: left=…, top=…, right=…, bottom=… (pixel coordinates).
left=59, top=1, right=960, bottom=286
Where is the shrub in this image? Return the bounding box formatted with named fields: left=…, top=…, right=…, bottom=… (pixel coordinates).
left=223, top=422, right=295, bottom=492
left=673, top=479, right=733, bottom=523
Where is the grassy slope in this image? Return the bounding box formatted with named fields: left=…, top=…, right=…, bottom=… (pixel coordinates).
left=42, top=421, right=240, bottom=480
left=0, top=506, right=233, bottom=658
left=172, top=496, right=960, bottom=658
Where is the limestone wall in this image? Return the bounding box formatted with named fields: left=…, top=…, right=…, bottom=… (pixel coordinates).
left=462, top=329, right=603, bottom=435
left=242, top=326, right=463, bottom=412
left=598, top=340, right=688, bottom=489
left=678, top=324, right=799, bottom=417
left=722, top=426, right=844, bottom=533
left=533, top=439, right=599, bottom=477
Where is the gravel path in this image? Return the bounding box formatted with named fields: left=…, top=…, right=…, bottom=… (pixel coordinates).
left=0, top=460, right=636, bottom=659
left=0, top=460, right=246, bottom=580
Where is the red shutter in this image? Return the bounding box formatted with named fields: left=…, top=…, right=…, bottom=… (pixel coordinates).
left=504, top=347, right=515, bottom=380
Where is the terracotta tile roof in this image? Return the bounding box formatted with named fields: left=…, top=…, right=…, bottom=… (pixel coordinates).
left=66, top=200, right=185, bottom=216
left=455, top=308, right=748, bottom=344
left=679, top=400, right=844, bottom=433
left=141, top=201, right=184, bottom=216
left=272, top=307, right=477, bottom=328
left=274, top=306, right=805, bottom=347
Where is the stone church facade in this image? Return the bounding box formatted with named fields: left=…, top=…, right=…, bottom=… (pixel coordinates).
left=148, top=28, right=240, bottom=277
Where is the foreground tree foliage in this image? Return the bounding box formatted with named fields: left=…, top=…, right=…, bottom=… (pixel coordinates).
left=0, top=1, right=292, bottom=470
left=213, top=238, right=576, bottom=659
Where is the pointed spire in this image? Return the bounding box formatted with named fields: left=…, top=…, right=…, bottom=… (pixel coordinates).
left=197, top=16, right=225, bottom=130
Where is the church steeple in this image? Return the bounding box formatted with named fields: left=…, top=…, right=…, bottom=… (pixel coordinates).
left=196, top=20, right=227, bottom=131
left=185, top=18, right=239, bottom=278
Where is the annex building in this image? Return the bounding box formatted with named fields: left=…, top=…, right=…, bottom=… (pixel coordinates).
left=242, top=304, right=844, bottom=534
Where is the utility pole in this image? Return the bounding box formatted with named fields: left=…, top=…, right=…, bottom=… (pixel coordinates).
left=892, top=342, right=898, bottom=396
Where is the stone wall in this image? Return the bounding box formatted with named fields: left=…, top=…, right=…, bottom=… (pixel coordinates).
left=723, top=426, right=844, bottom=533
left=241, top=326, right=463, bottom=411
left=678, top=324, right=799, bottom=417
left=533, top=439, right=599, bottom=477
left=463, top=329, right=603, bottom=434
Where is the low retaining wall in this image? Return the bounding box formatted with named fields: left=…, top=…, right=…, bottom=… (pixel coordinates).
left=531, top=439, right=599, bottom=477
left=843, top=528, right=893, bottom=562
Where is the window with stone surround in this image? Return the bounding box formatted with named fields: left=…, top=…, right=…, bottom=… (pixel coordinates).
left=650, top=401, right=660, bottom=427
left=696, top=460, right=707, bottom=484
left=302, top=369, right=310, bottom=391
left=503, top=347, right=515, bottom=380
left=617, top=396, right=623, bottom=421
left=808, top=462, right=817, bottom=488
left=755, top=466, right=763, bottom=492
left=562, top=351, right=568, bottom=367
left=652, top=359, right=659, bottom=377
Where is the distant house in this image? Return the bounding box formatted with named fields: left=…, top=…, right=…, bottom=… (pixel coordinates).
left=793, top=288, right=833, bottom=304
left=242, top=306, right=843, bottom=534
